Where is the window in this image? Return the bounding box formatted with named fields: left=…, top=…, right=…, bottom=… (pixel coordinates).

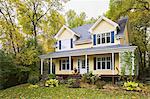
left=96, top=32, right=112, bottom=45
left=102, top=34, right=105, bottom=44
left=97, top=34, right=101, bottom=44
left=61, top=59, right=69, bottom=70
left=106, top=33, right=110, bottom=43
left=96, top=56, right=111, bottom=70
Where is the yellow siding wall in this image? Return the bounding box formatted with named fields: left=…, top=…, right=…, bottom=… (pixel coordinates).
left=53, top=53, right=120, bottom=75
left=75, top=43, right=92, bottom=49
left=92, top=20, right=115, bottom=33
left=119, top=25, right=129, bottom=45
left=57, top=29, right=74, bottom=40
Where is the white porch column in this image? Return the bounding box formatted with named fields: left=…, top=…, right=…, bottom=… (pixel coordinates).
left=85, top=54, right=87, bottom=72
left=50, top=58, right=52, bottom=74
left=69, top=56, right=71, bottom=70
left=119, top=52, right=122, bottom=75
left=132, top=51, right=135, bottom=75
left=112, top=53, right=115, bottom=75
left=41, top=59, right=44, bottom=75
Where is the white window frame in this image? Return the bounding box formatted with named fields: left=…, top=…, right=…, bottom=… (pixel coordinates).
left=96, top=32, right=111, bottom=45
left=61, top=59, right=69, bottom=70
left=96, top=56, right=112, bottom=70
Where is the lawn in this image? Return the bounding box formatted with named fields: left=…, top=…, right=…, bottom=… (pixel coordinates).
left=0, top=84, right=149, bottom=99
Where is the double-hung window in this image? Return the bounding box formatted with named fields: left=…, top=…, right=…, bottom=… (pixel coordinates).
left=61, top=59, right=69, bottom=70
left=96, top=32, right=111, bottom=45
left=96, top=56, right=111, bottom=70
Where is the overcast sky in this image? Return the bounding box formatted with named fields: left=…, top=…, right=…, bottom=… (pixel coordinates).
left=63, top=0, right=110, bottom=18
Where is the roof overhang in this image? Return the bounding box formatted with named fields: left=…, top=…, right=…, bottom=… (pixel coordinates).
left=39, top=45, right=137, bottom=59
left=89, top=15, right=120, bottom=33
left=54, top=25, right=80, bottom=39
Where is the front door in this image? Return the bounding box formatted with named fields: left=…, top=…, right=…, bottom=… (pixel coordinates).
left=78, top=58, right=87, bottom=74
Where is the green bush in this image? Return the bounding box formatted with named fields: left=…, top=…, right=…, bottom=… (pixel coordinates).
left=67, top=78, right=80, bottom=88
left=81, top=72, right=100, bottom=84
left=45, top=79, right=58, bottom=87
left=123, top=81, right=141, bottom=91
left=95, top=80, right=106, bottom=89
left=27, top=71, right=39, bottom=85
left=48, top=74, right=56, bottom=79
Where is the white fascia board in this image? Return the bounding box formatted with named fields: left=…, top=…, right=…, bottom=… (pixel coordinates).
left=54, top=25, right=80, bottom=39
left=89, top=16, right=120, bottom=33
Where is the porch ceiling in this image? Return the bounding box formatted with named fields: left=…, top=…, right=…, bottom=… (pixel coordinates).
left=39, top=44, right=137, bottom=59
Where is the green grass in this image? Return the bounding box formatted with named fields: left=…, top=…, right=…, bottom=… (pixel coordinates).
left=0, top=84, right=149, bottom=99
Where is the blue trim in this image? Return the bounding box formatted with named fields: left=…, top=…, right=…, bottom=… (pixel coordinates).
left=71, top=38, right=73, bottom=48
left=111, top=31, right=114, bottom=43
left=93, top=34, right=96, bottom=45
left=59, top=40, right=61, bottom=50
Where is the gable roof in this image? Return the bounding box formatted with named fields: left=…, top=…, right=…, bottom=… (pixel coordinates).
left=54, top=25, right=80, bottom=39
left=89, top=15, right=119, bottom=32
left=71, top=24, right=93, bottom=44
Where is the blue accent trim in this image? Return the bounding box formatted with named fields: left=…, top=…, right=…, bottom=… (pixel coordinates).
left=59, top=40, right=61, bottom=50
left=111, top=31, right=114, bottom=43
left=93, top=34, right=96, bottom=45
left=71, top=38, right=73, bottom=48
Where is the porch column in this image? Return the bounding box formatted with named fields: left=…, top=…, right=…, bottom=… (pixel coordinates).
left=112, top=53, right=115, bottom=75
left=41, top=59, right=44, bottom=75
left=69, top=56, right=71, bottom=70
left=85, top=54, right=87, bottom=71
left=119, top=52, right=122, bottom=75
left=50, top=58, right=52, bottom=74
left=132, top=51, right=135, bottom=75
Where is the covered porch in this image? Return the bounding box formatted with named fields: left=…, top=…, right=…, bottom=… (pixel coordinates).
left=39, top=45, right=137, bottom=76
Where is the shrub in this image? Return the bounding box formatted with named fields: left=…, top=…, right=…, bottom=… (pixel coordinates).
left=123, top=81, right=141, bottom=91
left=67, top=78, right=80, bottom=88
left=27, top=71, right=39, bottom=85
left=48, top=74, right=56, bottom=79
left=45, top=79, right=58, bottom=87
left=95, top=80, right=106, bottom=89
left=81, top=72, right=100, bottom=84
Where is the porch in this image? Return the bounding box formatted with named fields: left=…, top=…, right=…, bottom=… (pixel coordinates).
left=39, top=45, right=137, bottom=76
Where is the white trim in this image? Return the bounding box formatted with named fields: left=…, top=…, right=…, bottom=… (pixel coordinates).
left=112, top=53, right=115, bottom=75
left=50, top=58, right=52, bottom=74
left=89, top=15, right=119, bottom=32
left=85, top=55, right=87, bottom=71
left=69, top=56, right=71, bottom=70
left=54, top=25, right=80, bottom=39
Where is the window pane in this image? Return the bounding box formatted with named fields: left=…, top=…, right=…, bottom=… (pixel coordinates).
left=97, top=58, right=101, bottom=61
left=62, top=64, right=66, bottom=69
left=107, top=37, right=110, bottom=43
left=97, top=62, right=101, bottom=69
left=82, top=60, right=85, bottom=68
left=102, top=34, right=105, bottom=44
left=97, top=34, right=101, bottom=44
left=67, top=63, right=69, bottom=70
left=102, top=61, right=105, bottom=69
left=107, top=62, right=110, bottom=69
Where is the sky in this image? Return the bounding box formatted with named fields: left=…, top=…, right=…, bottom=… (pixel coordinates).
left=63, top=0, right=110, bottom=18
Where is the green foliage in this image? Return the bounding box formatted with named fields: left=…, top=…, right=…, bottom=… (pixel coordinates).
left=120, top=52, right=133, bottom=78
left=45, top=79, right=59, bottom=87
left=106, top=0, right=150, bottom=78
left=48, top=74, right=56, bottom=79
left=95, top=80, right=106, bottom=89
left=81, top=72, right=100, bottom=84
left=67, top=78, right=80, bottom=88
left=27, top=71, right=39, bottom=85
left=123, top=81, right=141, bottom=91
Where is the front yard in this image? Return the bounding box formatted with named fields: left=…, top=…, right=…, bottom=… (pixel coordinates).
left=0, top=84, right=149, bottom=99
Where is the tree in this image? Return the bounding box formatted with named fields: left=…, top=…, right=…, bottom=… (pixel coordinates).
left=106, top=0, right=150, bottom=78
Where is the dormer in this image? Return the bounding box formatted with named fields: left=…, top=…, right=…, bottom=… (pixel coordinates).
left=54, top=25, right=80, bottom=51
left=89, top=16, right=120, bottom=46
